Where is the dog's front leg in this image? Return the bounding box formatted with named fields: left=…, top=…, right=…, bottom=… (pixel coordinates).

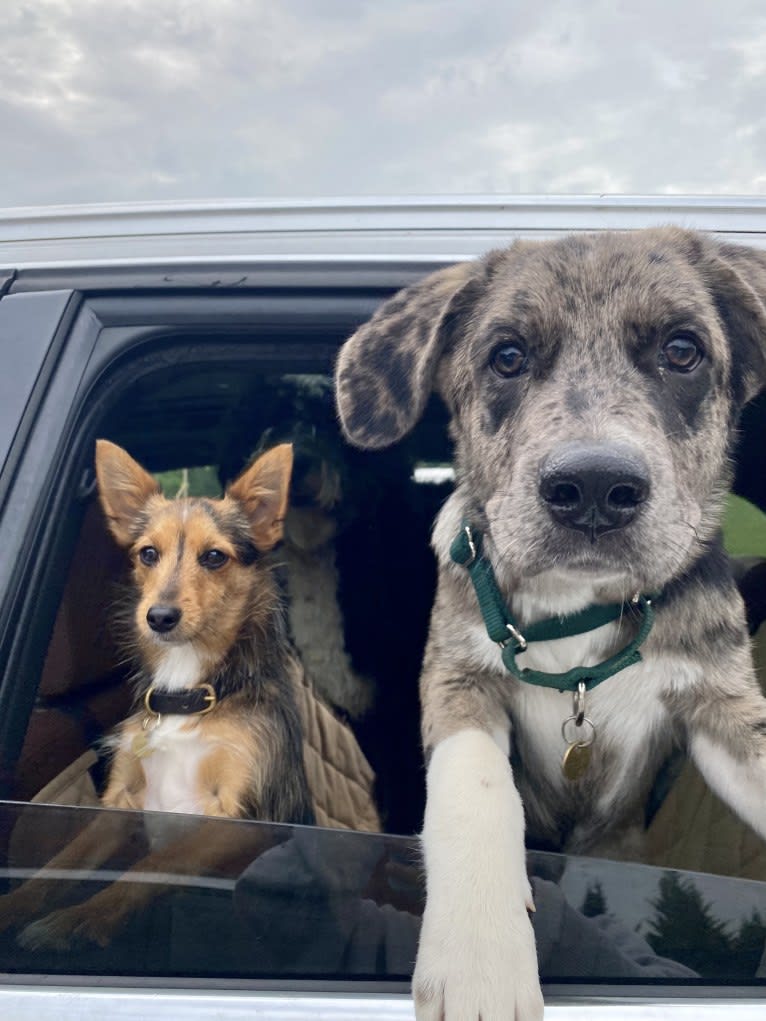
left=413, top=680, right=543, bottom=1021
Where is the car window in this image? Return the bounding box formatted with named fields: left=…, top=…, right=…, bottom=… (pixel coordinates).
left=0, top=293, right=763, bottom=1004
left=724, top=495, right=766, bottom=558
left=154, top=465, right=222, bottom=499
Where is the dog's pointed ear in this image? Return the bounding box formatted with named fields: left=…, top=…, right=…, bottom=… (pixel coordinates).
left=705, top=240, right=766, bottom=405
left=95, top=439, right=162, bottom=547
left=227, top=443, right=293, bottom=551
left=335, top=261, right=479, bottom=448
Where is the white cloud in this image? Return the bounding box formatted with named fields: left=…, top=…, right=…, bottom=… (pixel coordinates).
left=2, top=0, right=766, bottom=204
left=727, top=23, right=766, bottom=78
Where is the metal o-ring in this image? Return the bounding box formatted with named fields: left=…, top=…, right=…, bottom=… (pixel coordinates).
left=561, top=715, right=596, bottom=747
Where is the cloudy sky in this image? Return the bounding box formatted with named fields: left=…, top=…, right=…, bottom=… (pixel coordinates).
left=3, top=0, right=766, bottom=207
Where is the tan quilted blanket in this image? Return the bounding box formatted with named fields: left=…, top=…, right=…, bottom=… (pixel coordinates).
left=645, top=761, right=766, bottom=879
left=644, top=625, right=766, bottom=879
left=293, top=665, right=381, bottom=831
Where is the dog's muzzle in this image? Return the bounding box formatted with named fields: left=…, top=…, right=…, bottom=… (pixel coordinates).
left=539, top=441, right=650, bottom=540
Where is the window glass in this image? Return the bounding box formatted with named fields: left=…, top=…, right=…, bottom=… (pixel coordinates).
left=2, top=803, right=766, bottom=984
left=724, top=494, right=766, bottom=558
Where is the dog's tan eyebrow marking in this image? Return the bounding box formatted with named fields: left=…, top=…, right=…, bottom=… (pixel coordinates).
left=129, top=508, right=154, bottom=543
left=198, top=500, right=260, bottom=565
left=197, top=499, right=223, bottom=526
left=185, top=501, right=234, bottom=551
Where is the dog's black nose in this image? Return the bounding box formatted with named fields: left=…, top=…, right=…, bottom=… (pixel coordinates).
left=147, top=605, right=182, bottom=633
left=539, top=442, right=650, bottom=540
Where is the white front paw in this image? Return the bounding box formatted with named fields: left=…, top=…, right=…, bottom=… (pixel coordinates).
left=413, top=900, right=544, bottom=1021
left=416, top=729, right=543, bottom=1019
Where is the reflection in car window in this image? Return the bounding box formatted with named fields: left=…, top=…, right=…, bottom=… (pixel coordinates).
left=1, top=803, right=765, bottom=984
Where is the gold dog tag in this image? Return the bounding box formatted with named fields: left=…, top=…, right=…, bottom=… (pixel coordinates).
left=562, top=741, right=591, bottom=781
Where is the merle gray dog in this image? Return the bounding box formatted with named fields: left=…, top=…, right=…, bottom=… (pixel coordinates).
left=335, top=228, right=766, bottom=1020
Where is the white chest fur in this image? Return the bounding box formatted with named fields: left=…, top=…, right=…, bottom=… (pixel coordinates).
left=137, top=717, right=209, bottom=815
left=151, top=645, right=207, bottom=692
left=131, top=646, right=211, bottom=815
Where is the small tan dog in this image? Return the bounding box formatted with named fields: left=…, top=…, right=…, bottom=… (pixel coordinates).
left=0, top=439, right=313, bottom=949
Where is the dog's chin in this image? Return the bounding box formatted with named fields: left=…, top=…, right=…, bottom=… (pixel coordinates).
left=524, top=561, right=634, bottom=593
left=509, top=539, right=632, bottom=578
left=142, top=630, right=198, bottom=650
left=548, top=559, right=629, bottom=580
left=499, top=515, right=661, bottom=582
left=515, top=543, right=681, bottom=601
left=550, top=544, right=634, bottom=572
left=142, top=630, right=224, bottom=669
left=510, top=543, right=644, bottom=597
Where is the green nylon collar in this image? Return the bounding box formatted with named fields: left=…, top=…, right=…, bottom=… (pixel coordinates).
left=450, top=522, right=656, bottom=692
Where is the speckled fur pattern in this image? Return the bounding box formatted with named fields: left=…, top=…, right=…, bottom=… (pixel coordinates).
left=336, top=228, right=766, bottom=1021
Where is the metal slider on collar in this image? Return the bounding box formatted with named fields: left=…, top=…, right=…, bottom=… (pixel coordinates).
left=462, top=524, right=477, bottom=566
left=499, top=621, right=527, bottom=652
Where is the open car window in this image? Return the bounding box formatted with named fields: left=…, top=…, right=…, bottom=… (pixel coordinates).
left=0, top=279, right=761, bottom=1017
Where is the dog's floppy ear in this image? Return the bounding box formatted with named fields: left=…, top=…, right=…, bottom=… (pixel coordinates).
left=335, top=261, right=479, bottom=448
left=95, top=439, right=162, bottom=547
left=704, top=240, right=766, bottom=405
left=227, top=443, right=293, bottom=551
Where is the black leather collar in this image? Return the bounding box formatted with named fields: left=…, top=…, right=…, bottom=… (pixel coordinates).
left=144, top=683, right=217, bottom=717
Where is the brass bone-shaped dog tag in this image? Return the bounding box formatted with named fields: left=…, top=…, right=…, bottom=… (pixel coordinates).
left=561, top=741, right=592, bottom=781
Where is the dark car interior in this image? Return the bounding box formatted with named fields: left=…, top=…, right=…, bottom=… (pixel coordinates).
left=10, top=348, right=456, bottom=836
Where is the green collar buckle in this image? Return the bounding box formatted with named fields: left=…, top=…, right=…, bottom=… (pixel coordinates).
left=450, top=522, right=656, bottom=693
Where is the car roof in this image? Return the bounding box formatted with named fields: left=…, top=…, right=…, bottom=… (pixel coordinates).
left=3, top=196, right=766, bottom=285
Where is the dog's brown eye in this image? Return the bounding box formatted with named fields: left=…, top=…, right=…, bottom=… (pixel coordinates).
left=662, top=333, right=704, bottom=372
left=199, top=549, right=228, bottom=570
left=490, top=342, right=528, bottom=379
left=139, top=546, right=159, bottom=567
